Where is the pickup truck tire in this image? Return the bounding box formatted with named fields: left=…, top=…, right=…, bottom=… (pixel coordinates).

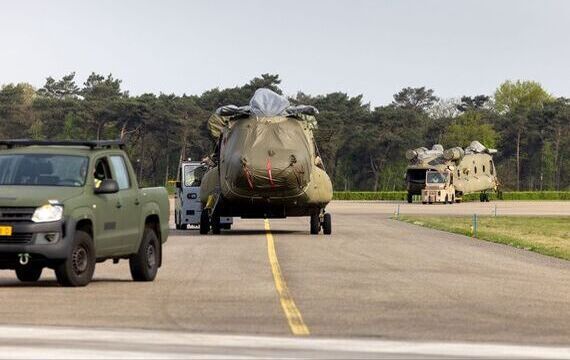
left=55, top=230, right=96, bottom=287
left=130, top=227, right=159, bottom=281
left=15, top=265, right=43, bottom=282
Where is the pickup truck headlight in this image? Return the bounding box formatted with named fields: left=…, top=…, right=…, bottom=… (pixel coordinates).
left=32, top=204, right=63, bottom=223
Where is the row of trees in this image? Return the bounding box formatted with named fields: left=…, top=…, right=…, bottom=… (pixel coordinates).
left=0, top=73, right=568, bottom=191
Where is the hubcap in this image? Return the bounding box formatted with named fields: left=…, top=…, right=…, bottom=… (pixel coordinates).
left=72, top=246, right=88, bottom=275
left=146, top=243, right=156, bottom=269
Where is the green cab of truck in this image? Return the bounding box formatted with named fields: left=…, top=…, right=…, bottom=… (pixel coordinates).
left=0, top=140, right=169, bottom=287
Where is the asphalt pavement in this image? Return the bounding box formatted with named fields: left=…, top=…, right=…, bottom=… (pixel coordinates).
left=0, top=201, right=568, bottom=358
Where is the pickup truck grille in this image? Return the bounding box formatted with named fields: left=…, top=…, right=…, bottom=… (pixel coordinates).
left=0, top=233, right=33, bottom=243
left=0, top=207, right=35, bottom=222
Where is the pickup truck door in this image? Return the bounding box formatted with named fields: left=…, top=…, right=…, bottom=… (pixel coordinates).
left=92, top=156, right=124, bottom=257
left=109, top=155, right=141, bottom=253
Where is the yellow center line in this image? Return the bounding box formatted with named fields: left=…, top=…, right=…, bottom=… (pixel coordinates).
left=264, top=219, right=310, bottom=336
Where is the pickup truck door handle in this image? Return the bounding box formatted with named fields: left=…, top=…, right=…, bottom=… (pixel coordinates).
left=116, top=202, right=122, bottom=209
left=134, top=199, right=140, bottom=206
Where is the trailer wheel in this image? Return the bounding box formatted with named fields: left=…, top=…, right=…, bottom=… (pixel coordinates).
left=310, top=214, right=320, bottom=235
left=322, top=213, right=332, bottom=235
left=407, top=192, right=413, bottom=204
left=445, top=195, right=449, bottom=204
left=199, top=211, right=210, bottom=234
left=211, top=214, right=221, bottom=234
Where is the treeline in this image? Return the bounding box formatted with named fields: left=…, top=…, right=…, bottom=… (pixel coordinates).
left=0, top=73, right=568, bottom=191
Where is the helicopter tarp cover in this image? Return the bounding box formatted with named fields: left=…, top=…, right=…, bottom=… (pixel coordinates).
left=200, top=88, right=333, bottom=205
left=207, top=89, right=318, bottom=139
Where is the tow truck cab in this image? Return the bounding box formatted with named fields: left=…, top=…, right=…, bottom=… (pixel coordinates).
left=421, top=169, right=456, bottom=204
left=174, top=161, right=232, bottom=230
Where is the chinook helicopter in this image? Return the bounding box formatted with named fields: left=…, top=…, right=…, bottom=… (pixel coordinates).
left=199, top=89, right=333, bottom=234
left=405, top=141, right=499, bottom=204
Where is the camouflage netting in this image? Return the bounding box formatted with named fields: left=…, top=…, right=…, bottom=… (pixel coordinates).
left=207, top=88, right=318, bottom=139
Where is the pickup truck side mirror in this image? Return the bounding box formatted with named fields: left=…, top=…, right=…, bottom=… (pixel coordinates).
left=95, top=179, right=119, bottom=194
left=175, top=181, right=182, bottom=188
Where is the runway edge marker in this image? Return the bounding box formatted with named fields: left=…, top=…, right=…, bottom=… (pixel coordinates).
left=264, top=219, right=310, bottom=336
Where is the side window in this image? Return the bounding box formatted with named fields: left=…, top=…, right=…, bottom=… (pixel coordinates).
left=474, top=166, right=478, bottom=174
left=483, top=165, right=486, bottom=173
left=109, top=156, right=131, bottom=190
left=457, top=169, right=460, bottom=178
left=183, top=165, right=196, bottom=187
left=94, top=158, right=112, bottom=181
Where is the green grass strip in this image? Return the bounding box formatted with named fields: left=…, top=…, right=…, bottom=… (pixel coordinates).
left=333, top=191, right=570, bottom=201
left=398, top=215, right=570, bottom=261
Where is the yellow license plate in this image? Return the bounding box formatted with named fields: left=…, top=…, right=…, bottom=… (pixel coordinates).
left=0, top=226, right=13, bottom=236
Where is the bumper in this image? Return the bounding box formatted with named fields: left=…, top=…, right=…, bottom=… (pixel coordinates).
left=422, top=191, right=447, bottom=203
left=0, top=218, right=75, bottom=268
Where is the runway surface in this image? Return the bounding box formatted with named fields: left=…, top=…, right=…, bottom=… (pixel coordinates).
left=0, top=201, right=568, bottom=357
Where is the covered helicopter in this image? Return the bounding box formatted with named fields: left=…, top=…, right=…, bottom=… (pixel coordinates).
left=199, top=89, right=333, bottom=234
left=405, top=141, right=499, bottom=204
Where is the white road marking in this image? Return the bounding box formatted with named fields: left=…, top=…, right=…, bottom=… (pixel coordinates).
left=0, top=325, right=568, bottom=359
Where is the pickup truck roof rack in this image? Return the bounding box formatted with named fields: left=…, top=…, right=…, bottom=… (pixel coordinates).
left=0, top=139, right=125, bottom=150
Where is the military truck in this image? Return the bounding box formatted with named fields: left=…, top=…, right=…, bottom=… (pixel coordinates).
left=0, top=140, right=169, bottom=286
left=405, top=141, right=499, bottom=204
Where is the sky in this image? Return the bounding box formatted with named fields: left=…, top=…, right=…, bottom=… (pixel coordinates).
left=0, top=0, right=568, bottom=105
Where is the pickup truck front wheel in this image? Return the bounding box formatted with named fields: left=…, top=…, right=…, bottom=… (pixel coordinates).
left=130, top=228, right=160, bottom=281
left=55, top=230, right=96, bottom=287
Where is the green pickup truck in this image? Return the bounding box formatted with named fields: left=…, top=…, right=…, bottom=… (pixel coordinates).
left=0, top=140, right=169, bottom=287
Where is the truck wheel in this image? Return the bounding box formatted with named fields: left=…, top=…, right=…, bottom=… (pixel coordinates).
left=211, top=215, right=221, bottom=234
left=15, top=265, right=43, bottom=282
left=55, top=230, right=96, bottom=287
left=445, top=195, right=449, bottom=204
left=322, top=213, right=332, bottom=235
left=130, top=227, right=160, bottom=282
left=407, top=192, right=413, bottom=204
left=200, top=211, right=210, bottom=234
left=310, top=214, right=320, bottom=235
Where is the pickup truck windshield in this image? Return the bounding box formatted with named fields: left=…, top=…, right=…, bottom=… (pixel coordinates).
left=426, top=172, right=447, bottom=184
left=0, top=154, right=88, bottom=187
